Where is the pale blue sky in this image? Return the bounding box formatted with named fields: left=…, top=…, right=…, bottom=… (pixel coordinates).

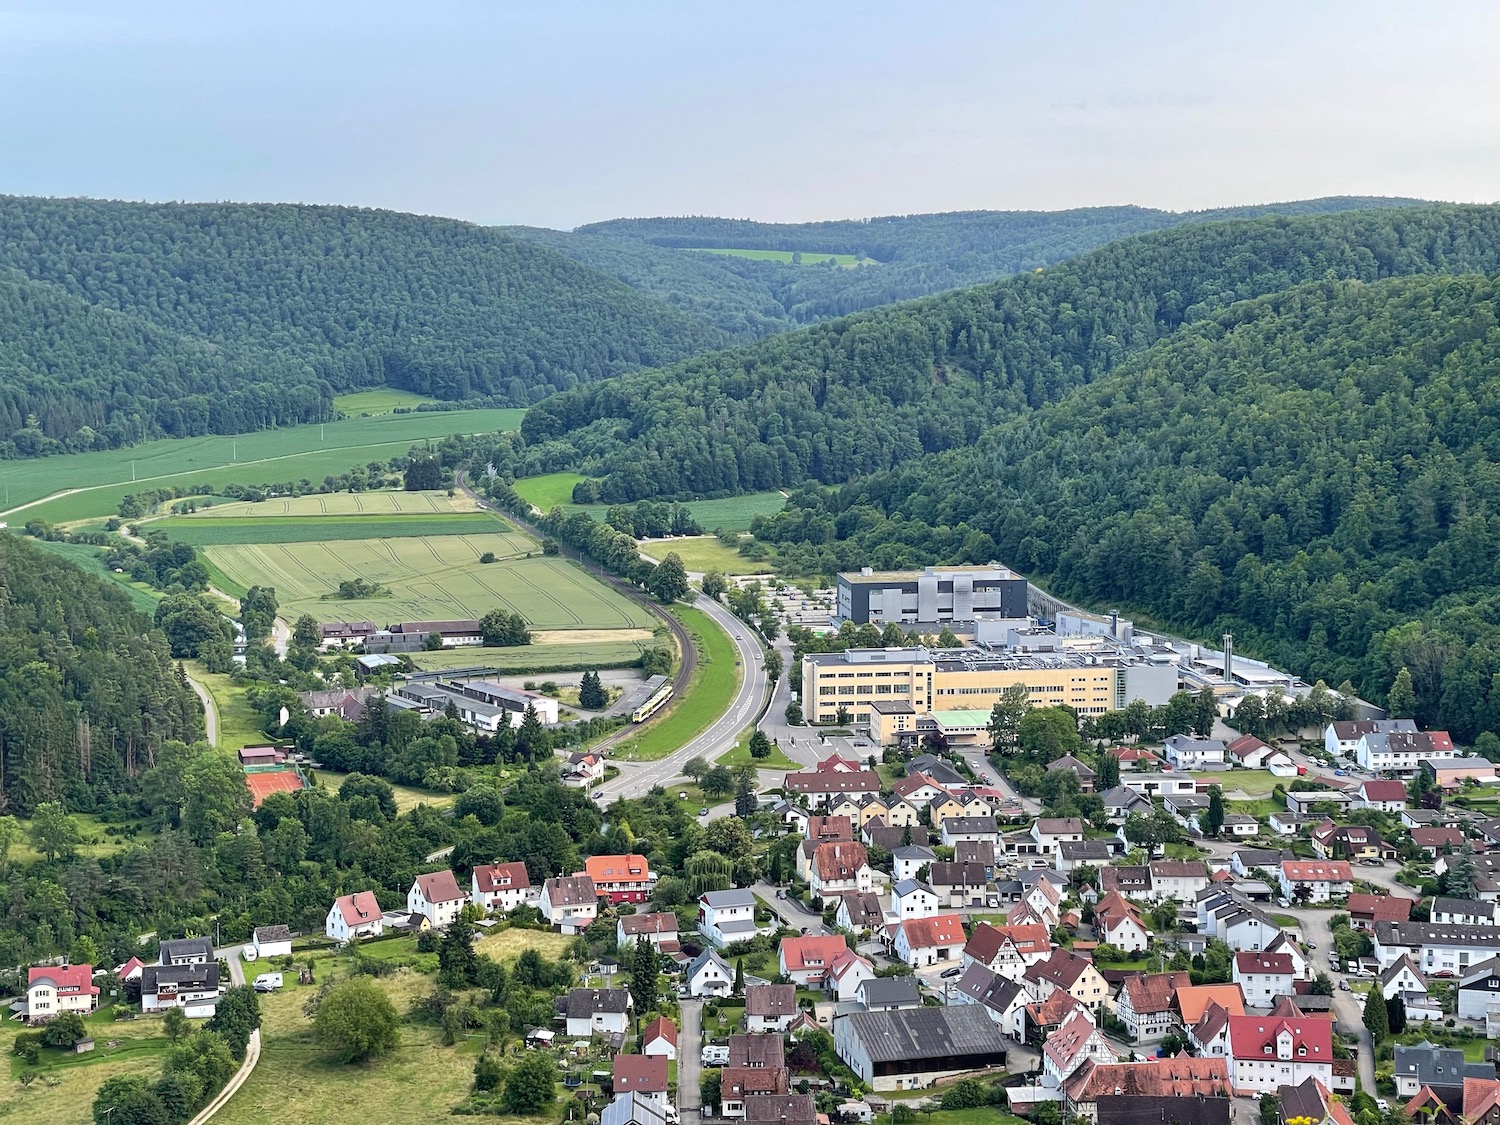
left=2, top=1, right=1497, bottom=229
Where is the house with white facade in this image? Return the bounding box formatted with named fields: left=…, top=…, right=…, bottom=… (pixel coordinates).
left=892, top=845, right=936, bottom=883
left=642, top=1016, right=677, bottom=1060
left=1042, top=1008, right=1118, bottom=1083
left=1354, top=730, right=1456, bottom=775
left=699, top=889, right=761, bottom=948
left=326, top=890, right=385, bottom=942
left=686, top=948, right=733, bottom=997
left=1148, top=860, right=1211, bottom=905
left=1225, top=1015, right=1333, bottom=1095
left=892, top=879, right=941, bottom=920
left=1278, top=860, right=1352, bottom=904
left=141, top=963, right=220, bottom=1017
left=952, top=963, right=1030, bottom=1038
left=618, top=912, right=680, bottom=952
left=24, top=964, right=99, bottom=1022
left=471, top=861, right=535, bottom=914
left=962, top=922, right=1051, bottom=980
left=892, top=913, right=967, bottom=967
left=251, top=925, right=293, bottom=959
left=1117, top=971, right=1193, bottom=1041
left=1354, top=779, right=1409, bottom=812
left=1232, top=952, right=1295, bottom=1009
left=561, top=987, right=632, bottom=1037
left=408, top=870, right=466, bottom=930
left=808, top=841, right=875, bottom=900
left=540, top=874, right=599, bottom=934
left=1372, top=920, right=1500, bottom=974
left=1163, top=735, right=1227, bottom=770
left=1029, top=818, right=1084, bottom=856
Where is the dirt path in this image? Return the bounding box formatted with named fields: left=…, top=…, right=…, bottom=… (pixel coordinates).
left=185, top=671, right=220, bottom=747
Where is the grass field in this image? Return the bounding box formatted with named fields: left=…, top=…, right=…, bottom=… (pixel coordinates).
left=616, top=604, right=741, bottom=761
left=203, top=539, right=654, bottom=630
left=473, top=927, right=573, bottom=961
left=155, top=513, right=508, bottom=545
left=512, top=471, right=587, bottom=511
left=313, top=768, right=459, bottom=811
left=185, top=660, right=266, bottom=749
left=176, top=489, right=476, bottom=518
left=512, top=474, right=786, bottom=535
left=407, top=637, right=652, bottom=672
left=718, top=726, right=800, bottom=771
left=334, top=388, right=438, bottom=414
left=644, top=535, right=773, bottom=574
left=1, top=407, right=524, bottom=525
left=685, top=247, right=874, bottom=267
left=24, top=537, right=163, bottom=614
left=1197, top=770, right=1283, bottom=797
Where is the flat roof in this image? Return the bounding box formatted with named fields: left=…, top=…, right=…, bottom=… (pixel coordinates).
left=933, top=710, right=994, bottom=728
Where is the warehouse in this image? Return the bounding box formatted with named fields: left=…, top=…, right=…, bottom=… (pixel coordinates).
left=833, top=1006, right=1008, bottom=1091
left=836, top=565, right=1028, bottom=627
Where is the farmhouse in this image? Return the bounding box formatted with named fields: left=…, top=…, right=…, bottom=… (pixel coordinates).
left=1118, top=971, right=1193, bottom=1041
left=833, top=1006, right=1008, bottom=1091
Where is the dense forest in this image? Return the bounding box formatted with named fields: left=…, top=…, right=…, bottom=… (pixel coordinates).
left=544, top=197, right=1431, bottom=326
left=523, top=205, right=1500, bottom=500
left=0, top=196, right=724, bottom=455
left=0, top=534, right=202, bottom=814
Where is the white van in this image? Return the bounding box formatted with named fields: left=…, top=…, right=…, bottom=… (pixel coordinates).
left=253, top=972, right=283, bottom=993
left=701, top=1045, right=729, bottom=1066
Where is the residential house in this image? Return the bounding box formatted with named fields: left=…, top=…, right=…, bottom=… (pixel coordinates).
left=1023, top=989, right=1090, bottom=1047
left=1109, top=745, right=1163, bottom=770
left=1047, top=754, right=1098, bottom=793
left=1346, top=893, right=1414, bottom=933
left=1226, top=1015, right=1333, bottom=1095
left=1233, top=952, right=1295, bottom=1009
left=891, top=772, right=948, bottom=807
left=618, top=912, right=680, bottom=953
left=1226, top=735, right=1276, bottom=769
left=1121, top=773, right=1200, bottom=799
left=953, top=963, right=1030, bottom=1038
left=1354, top=729, right=1456, bottom=775
left=1174, top=984, right=1247, bottom=1035
left=850, top=795, right=892, bottom=829
left=784, top=769, right=882, bottom=809
left=614, top=1055, right=670, bottom=1105
left=24, top=964, right=99, bottom=1021
left=723, top=1034, right=790, bottom=1117
left=604, top=1093, right=672, bottom=1125
left=1267, top=812, right=1311, bottom=836
left=1024, top=949, right=1111, bottom=1014
left=743, top=1098, right=817, bottom=1125
left=1099, top=865, right=1152, bottom=897
left=1149, top=860, right=1211, bottom=905
left=1094, top=892, right=1151, bottom=954
left=954, top=840, right=997, bottom=878
left=809, top=841, right=874, bottom=900
left=940, top=816, right=1000, bottom=848
left=1117, top=971, right=1193, bottom=1041
left=140, top=963, right=220, bottom=1017
left=1309, top=822, right=1390, bottom=862
left=1379, top=955, right=1429, bottom=1002
left=1066, top=1059, right=1230, bottom=1125
left=1412, top=827, right=1467, bottom=858
left=892, top=913, right=967, bottom=967
left=1457, top=956, right=1500, bottom=1022
left=814, top=754, right=865, bottom=773
left=1354, top=779, right=1409, bottom=812
left=826, top=950, right=877, bottom=1003
left=859, top=976, right=923, bottom=1012
left=908, top=754, right=970, bottom=788
left=1222, top=815, right=1261, bottom=838
left=586, top=854, right=656, bottom=904
left=115, top=957, right=145, bottom=982
left=1187, top=1000, right=1236, bottom=1060
left=892, top=879, right=941, bottom=921
left=1431, top=897, right=1498, bottom=926
left=1392, top=1041, right=1496, bottom=1099
left=1031, top=818, right=1085, bottom=856
left=1278, top=861, right=1352, bottom=904
left=159, top=937, right=214, bottom=965
left=540, top=875, right=599, bottom=934
left=561, top=987, right=632, bottom=1038
left=1056, top=840, right=1113, bottom=874
left=251, top=925, right=292, bottom=959
left=1043, top=1008, right=1118, bottom=1083
left=326, top=890, right=385, bottom=942
left=963, top=922, right=1051, bottom=980
left=1100, top=786, right=1153, bottom=825
left=1163, top=735, right=1227, bottom=770
left=835, top=891, right=886, bottom=936
left=563, top=750, right=606, bottom=787
left=807, top=814, right=856, bottom=845
left=833, top=1006, right=1009, bottom=1091
left=1274, top=1078, right=1356, bottom=1125
left=686, top=948, right=734, bottom=997
left=891, top=845, right=936, bottom=883
left=1372, top=921, right=1500, bottom=974
left=1016, top=876, right=1064, bottom=928
left=928, top=861, right=991, bottom=908
left=744, top=984, right=797, bottom=1033
left=408, top=870, right=466, bottom=930
left=780, top=935, right=856, bottom=988
left=1281, top=789, right=1361, bottom=816
left=1324, top=719, right=1418, bottom=758
left=699, top=889, right=760, bottom=948
left=1164, top=793, right=1211, bottom=834
left=1262, top=932, right=1312, bottom=982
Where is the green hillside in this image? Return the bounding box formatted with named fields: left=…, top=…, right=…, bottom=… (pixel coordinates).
left=0, top=196, right=725, bottom=457
left=522, top=204, right=1500, bottom=500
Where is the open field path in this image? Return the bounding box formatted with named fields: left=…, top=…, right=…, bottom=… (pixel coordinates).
left=186, top=671, right=220, bottom=747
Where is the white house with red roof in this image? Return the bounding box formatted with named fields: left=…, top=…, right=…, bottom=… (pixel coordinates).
left=779, top=935, right=855, bottom=987
left=614, top=1054, right=670, bottom=1106
left=892, top=913, right=967, bottom=967
left=25, top=964, right=99, bottom=1021
left=808, top=841, right=874, bottom=899
left=1354, top=779, right=1409, bottom=812
left=1232, top=951, right=1296, bottom=1008
left=1279, top=860, right=1353, bottom=904
left=643, top=1015, right=678, bottom=1060
left=1226, top=1014, right=1333, bottom=1094
left=816, top=754, right=864, bottom=773
left=826, top=950, right=878, bottom=1003
left=115, top=957, right=146, bottom=982
left=585, top=854, right=656, bottom=904
left=327, top=890, right=385, bottom=941
left=471, top=861, right=535, bottom=913
left=1093, top=892, right=1151, bottom=954
left=408, top=870, right=466, bottom=929
left=1041, top=1008, right=1118, bottom=1083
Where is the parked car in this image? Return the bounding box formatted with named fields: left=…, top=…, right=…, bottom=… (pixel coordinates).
left=1340, top=980, right=1351, bottom=991
left=699, top=807, right=710, bottom=816
left=591, top=789, right=604, bottom=800
left=941, top=965, right=964, bottom=978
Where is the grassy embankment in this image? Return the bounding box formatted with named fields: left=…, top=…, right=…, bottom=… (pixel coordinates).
left=614, top=604, right=742, bottom=762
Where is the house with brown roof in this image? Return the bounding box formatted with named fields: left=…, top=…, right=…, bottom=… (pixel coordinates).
left=808, top=841, right=874, bottom=899
left=540, top=874, right=599, bottom=934
left=1043, top=1008, right=1118, bottom=1083
left=722, top=1034, right=790, bottom=1117
left=835, top=891, right=886, bottom=936
left=1024, top=949, right=1111, bottom=1015
left=1309, top=821, right=1392, bottom=862
left=1411, top=827, right=1467, bottom=858
left=784, top=769, right=882, bottom=809
left=1148, top=860, right=1211, bottom=905
left=1099, top=865, right=1152, bottom=897
left=614, top=1054, right=669, bottom=1104
left=643, top=1015, right=678, bottom=1060
left=407, top=870, right=466, bottom=930
left=471, top=861, right=534, bottom=913
left=1226, top=735, right=1276, bottom=769
left=1031, top=817, right=1085, bottom=856
left=1346, top=892, right=1414, bottom=933
left=1118, top=972, right=1193, bottom=1041
left=963, top=922, right=1052, bottom=980
left=1187, top=1000, right=1235, bottom=1059
left=1355, top=779, right=1409, bottom=812
left=744, top=984, right=798, bottom=1033
left=1066, top=1057, right=1230, bottom=1123
left=806, top=814, right=856, bottom=843
left=892, top=913, right=967, bottom=967
left=1279, top=860, right=1353, bottom=903
left=618, top=911, right=680, bottom=952
left=326, top=890, right=384, bottom=942
left=1233, top=952, right=1295, bottom=1008
left=1094, top=891, right=1151, bottom=954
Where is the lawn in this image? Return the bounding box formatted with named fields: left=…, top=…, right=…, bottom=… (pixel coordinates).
left=614, top=604, right=742, bottom=762
left=644, top=535, right=773, bottom=574
left=23, top=537, right=162, bottom=614
left=512, top=471, right=587, bottom=511
left=718, top=726, right=800, bottom=771
left=407, top=635, right=654, bottom=673
left=473, top=927, right=573, bottom=962
left=1227, top=798, right=1283, bottom=818
left=202, top=540, right=654, bottom=630
left=155, top=512, right=514, bottom=546
left=313, top=768, right=459, bottom=811
left=8, top=811, right=153, bottom=865
left=684, top=247, right=874, bottom=267
left=1, top=407, right=524, bottom=525
left=1270, top=913, right=1300, bottom=927
left=1198, top=770, right=1282, bottom=797
left=184, top=661, right=265, bottom=750
left=333, top=388, right=438, bottom=414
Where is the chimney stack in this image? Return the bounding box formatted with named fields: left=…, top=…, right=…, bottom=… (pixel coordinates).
left=1222, top=633, right=1234, bottom=686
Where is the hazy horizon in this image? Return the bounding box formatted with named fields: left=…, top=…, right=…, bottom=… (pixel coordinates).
left=4, top=2, right=1497, bottom=229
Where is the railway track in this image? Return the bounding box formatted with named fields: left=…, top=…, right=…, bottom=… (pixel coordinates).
left=452, top=470, right=697, bottom=751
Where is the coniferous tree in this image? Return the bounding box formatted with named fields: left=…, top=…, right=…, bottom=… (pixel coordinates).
left=1363, top=983, right=1389, bottom=1043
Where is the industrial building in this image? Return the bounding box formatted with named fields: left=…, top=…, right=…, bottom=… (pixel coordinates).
left=836, top=565, right=1028, bottom=627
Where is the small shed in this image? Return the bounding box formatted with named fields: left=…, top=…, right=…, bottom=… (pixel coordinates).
left=74, top=1038, right=95, bottom=1054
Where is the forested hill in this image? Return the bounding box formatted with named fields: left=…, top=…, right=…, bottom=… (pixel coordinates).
left=753, top=273, right=1500, bottom=745
left=0, top=196, right=724, bottom=455
left=521, top=204, right=1500, bottom=500
left=528, top=197, right=1432, bottom=328
left=0, top=534, right=201, bottom=814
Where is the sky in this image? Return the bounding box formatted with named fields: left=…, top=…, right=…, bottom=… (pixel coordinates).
left=3, top=1, right=1498, bottom=230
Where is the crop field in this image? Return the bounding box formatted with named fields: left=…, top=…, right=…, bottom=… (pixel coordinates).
left=203, top=538, right=656, bottom=629
left=333, top=388, right=438, bottom=414
left=685, top=247, right=875, bottom=267
left=154, top=513, right=507, bottom=545
left=0, top=407, right=524, bottom=525
left=178, top=489, right=476, bottom=517
left=407, top=636, right=653, bottom=672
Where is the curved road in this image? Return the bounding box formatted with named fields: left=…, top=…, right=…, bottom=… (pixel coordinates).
left=596, top=594, right=769, bottom=802
left=187, top=943, right=260, bottom=1125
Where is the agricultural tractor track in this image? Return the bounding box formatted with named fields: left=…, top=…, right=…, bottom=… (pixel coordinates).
left=453, top=470, right=696, bottom=752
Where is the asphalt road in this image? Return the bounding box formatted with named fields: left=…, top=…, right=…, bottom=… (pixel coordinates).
left=679, top=999, right=703, bottom=1123
left=1275, top=904, right=1378, bottom=1096
left=751, top=880, right=829, bottom=936
left=596, top=595, right=769, bottom=804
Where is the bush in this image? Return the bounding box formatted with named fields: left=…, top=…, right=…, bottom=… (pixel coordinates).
left=474, top=1053, right=502, bottom=1092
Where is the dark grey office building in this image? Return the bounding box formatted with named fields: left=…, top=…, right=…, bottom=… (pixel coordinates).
left=836, top=566, right=1028, bottom=625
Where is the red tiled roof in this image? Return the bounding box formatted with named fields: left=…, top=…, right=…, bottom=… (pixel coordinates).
left=614, top=1054, right=668, bottom=1093
left=412, top=870, right=465, bottom=904
left=964, top=922, right=1051, bottom=964
left=1346, top=893, right=1412, bottom=922
left=1280, top=860, right=1353, bottom=882
left=813, top=841, right=869, bottom=882
left=1227, top=1014, right=1332, bottom=1062
left=1234, top=951, right=1294, bottom=976
left=898, top=913, right=966, bottom=950
left=1411, top=827, right=1465, bottom=849
left=473, top=861, right=530, bottom=893
left=28, top=963, right=99, bottom=996
left=585, top=854, right=652, bottom=885
left=1043, top=1009, right=1105, bottom=1071
left=784, top=770, right=881, bottom=794
left=806, top=815, right=854, bottom=841
left=1360, top=780, right=1408, bottom=802
left=334, top=890, right=383, bottom=927
left=1065, top=1055, right=1229, bottom=1101
left=1464, top=1078, right=1500, bottom=1122
left=620, top=913, right=678, bottom=936
left=723, top=1066, right=791, bottom=1097
left=644, top=1015, right=677, bottom=1047
left=780, top=935, right=851, bottom=974
left=1122, top=972, right=1193, bottom=1015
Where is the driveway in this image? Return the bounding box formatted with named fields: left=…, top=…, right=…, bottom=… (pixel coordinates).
left=751, top=881, right=829, bottom=935
left=679, top=999, right=703, bottom=1124
left=1275, top=904, right=1377, bottom=1095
